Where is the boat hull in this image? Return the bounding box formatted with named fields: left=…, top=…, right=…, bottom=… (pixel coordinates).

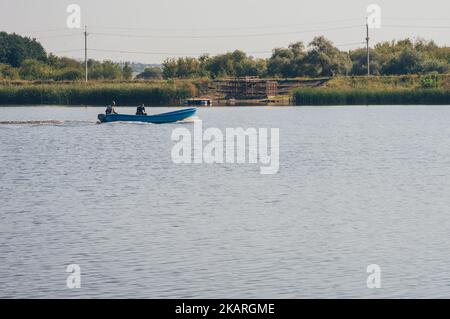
left=98, top=108, right=196, bottom=124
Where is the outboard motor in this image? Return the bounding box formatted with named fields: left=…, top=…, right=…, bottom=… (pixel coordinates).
left=98, top=114, right=106, bottom=123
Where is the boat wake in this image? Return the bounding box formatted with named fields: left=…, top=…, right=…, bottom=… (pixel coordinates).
left=0, top=120, right=94, bottom=126
left=177, top=116, right=201, bottom=124
left=0, top=117, right=199, bottom=126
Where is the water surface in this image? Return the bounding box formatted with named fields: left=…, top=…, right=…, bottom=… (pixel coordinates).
left=1, top=105, right=450, bottom=298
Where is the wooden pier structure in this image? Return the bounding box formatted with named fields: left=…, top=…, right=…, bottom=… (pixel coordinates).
left=214, top=77, right=330, bottom=100
left=215, top=77, right=277, bottom=99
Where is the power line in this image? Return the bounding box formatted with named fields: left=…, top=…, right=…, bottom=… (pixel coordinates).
left=6, top=28, right=74, bottom=34
left=53, top=41, right=366, bottom=58
left=35, top=33, right=83, bottom=39
left=84, top=26, right=88, bottom=82
left=336, top=41, right=366, bottom=47
left=383, top=17, right=450, bottom=21
left=382, top=25, right=450, bottom=29
left=89, top=18, right=363, bottom=32
left=89, top=48, right=251, bottom=56
left=89, top=25, right=364, bottom=39
left=91, top=48, right=286, bottom=56
left=366, top=17, right=370, bottom=77
left=8, top=17, right=450, bottom=35
left=46, top=19, right=450, bottom=63
left=51, top=49, right=84, bottom=53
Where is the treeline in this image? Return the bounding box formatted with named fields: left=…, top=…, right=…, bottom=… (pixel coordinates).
left=155, top=37, right=450, bottom=79
left=0, top=31, right=133, bottom=81
left=1, top=31, right=449, bottom=81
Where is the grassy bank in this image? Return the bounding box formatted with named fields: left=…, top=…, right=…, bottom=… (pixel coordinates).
left=323, top=74, right=449, bottom=90
left=292, top=88, right=450, bottom=105
left=1, top=75, right=450, bottom=106
left=292, top=74, right=450, bottom=105
left=0, top=81, right=197, bottom=105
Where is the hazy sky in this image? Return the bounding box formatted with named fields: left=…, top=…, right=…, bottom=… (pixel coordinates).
left=0, top=0, right=449, bottom=63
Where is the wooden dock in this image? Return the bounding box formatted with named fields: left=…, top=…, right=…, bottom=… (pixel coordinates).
left=184, top=98, right=212, bottom=106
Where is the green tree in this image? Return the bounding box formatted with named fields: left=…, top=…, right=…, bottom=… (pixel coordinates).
left=288, top=42, right=307, bottom=77
left=382, top=48, right=424, bottom=75
left=421, top=59, right=449, bottom=74
left=0, top=32, right=47, bottom=67
left=90, top=60, right=123, bottom=80
left=55, top=68, right=83, bottom=81
left=47, top=54, right=82, bottom=70
left=267, top=48, right=294, bottom=77
left=350, top=48, right=381, bottom=75
left=205, top=53, right=235, bottom=78
left=176, top=57, right=200, bottom=78
left=305, top=36, right=351, bottom=77
left=202, top=50, right=264, bottom=78
left=197, top=54, right=211, bottom=77
left=122, top=62, right=133, bottom=80
left=371, top=39, right=449, bottom=75
left=136, top=67, right=163, bottom=79
left=101, top=61, right=123, bottom=79
left=0, top=63, right=19, bottom=79
left=19, top=59, right=53, bottom=80
left=162, top=58, right=178, bottom=78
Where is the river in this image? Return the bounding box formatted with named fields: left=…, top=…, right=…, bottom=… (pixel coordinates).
left=1, top=105, right=450, bottom=298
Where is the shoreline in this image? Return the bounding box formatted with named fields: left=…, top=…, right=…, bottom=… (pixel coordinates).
left=1, top=75, right=449, bottom=106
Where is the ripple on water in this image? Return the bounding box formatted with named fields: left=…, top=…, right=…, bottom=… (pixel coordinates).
left=1, top=106, right=450, bottom=298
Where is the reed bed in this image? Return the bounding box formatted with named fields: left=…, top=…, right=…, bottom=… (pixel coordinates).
left=292, top=88, right=450, bottom=105
left=0, top=82, right=196, bottom=105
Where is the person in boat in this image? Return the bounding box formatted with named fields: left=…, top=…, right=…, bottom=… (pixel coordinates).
left=105, top=101, right=118, bottom=115
left=136, top=104, right=147, bottom=115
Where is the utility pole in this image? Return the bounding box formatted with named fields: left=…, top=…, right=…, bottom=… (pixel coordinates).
left=366, top=17, right=370, bottom=77
left=84, top=25, right=88, bottom=82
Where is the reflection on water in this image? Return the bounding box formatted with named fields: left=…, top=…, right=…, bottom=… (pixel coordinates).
left=1, top=106, right=450, bottom=298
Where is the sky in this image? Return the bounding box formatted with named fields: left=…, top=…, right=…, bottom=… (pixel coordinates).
left=0, top=0, right=449, bottom=64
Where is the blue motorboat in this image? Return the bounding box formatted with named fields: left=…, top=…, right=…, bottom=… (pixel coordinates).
left=98, top=108, right=196, bottom=124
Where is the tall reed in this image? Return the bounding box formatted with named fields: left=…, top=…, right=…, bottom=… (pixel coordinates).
left=292, top=88, right=450, bottom=105
left=0, top=82, right=196, bottom=105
